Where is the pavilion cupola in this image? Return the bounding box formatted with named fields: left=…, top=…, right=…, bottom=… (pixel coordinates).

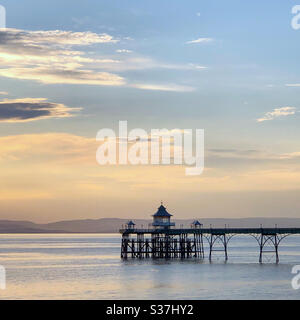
left=152, top=202, right=175, bottom=229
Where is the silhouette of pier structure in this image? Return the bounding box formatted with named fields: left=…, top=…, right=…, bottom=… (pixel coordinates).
left=120, top=203, right=300, bottom=263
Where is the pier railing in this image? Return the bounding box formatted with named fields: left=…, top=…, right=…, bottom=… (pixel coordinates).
left=120, top=227, right=300, bottom=235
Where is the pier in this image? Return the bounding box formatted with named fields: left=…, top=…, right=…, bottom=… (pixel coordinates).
left=120, top=204, right=300, bottom=263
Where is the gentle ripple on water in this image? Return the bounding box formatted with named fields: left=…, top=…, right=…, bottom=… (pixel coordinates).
left=0, top=233, right=299, bottom=299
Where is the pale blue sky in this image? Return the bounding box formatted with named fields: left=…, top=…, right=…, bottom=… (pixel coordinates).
left=0, top=0, right=299, bottom=152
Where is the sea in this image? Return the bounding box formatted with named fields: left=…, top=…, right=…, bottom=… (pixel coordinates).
left=0, top=233, right=299, bottom=300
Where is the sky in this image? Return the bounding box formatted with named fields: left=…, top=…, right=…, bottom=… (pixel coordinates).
left=0, top=0, right=300, bottom=222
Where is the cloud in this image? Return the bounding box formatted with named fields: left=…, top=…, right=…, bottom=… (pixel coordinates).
left=0, top=28, right=118, bottom=47
left=0, top=91, right=8, bottom=95
left=207, top=148, right=278, bottom=163
left=0, top=67, right=125, bottom=86
left=0, top=28, right=204, bottom=89
left=116, top=49, right=132, bottom=53
left=0, top=133, right=96, bottom=164
left=93, top=55, right=207, bottom=72
left=286, top=84, right=300, bottom=87
left=130, top=83, right=195, bottom=92
left=206, top=148, right=300, bottom=168
left=186, top=37, right=213, bottom=44
left=208, top=149, right=262, bottom=157
left=257, top=107, right=297, bottom=122
left=0, top=28, right=124, bottom=86
left=279, top=152, right=300, bottom=160
left=188, top=63, right=207, bottom=70
left=0, top=98, right=80, bottom=122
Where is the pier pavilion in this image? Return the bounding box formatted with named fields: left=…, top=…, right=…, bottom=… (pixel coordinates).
left=120, top=203, right=204, bottom=260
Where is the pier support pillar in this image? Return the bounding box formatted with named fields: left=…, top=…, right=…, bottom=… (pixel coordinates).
left=121, top=235, right=129, bottom=259
left=258, top=234, right=280, bottom=264
left=207, top=233, right=232, bottom=261
left=137, top=234, right=144, bottom=259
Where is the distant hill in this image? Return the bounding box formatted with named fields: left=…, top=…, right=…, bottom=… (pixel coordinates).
left=0, top=217, right=300, bottom=233
left=0, top=220, right=65, bottom=233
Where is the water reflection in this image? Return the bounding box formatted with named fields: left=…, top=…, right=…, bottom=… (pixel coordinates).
left=0, top=234, right=299, bottom=299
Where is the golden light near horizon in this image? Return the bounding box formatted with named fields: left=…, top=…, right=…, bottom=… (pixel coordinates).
left=0, top=131, right=299, bottom=222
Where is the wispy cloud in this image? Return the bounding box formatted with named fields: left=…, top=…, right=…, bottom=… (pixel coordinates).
left=208, top=148, right=267, bottom=159
left=130, top=83, right=195, bottom=92
left=93, top=55, right=207, bottom=72
left=0, top=28, right=124, bottom=86
left=279, top=152, right=300, bottom=160
left=0, top=133, right=96, bottom=164
left=257, top=107, right=297, bottom=122
left=0, top=67, right=125, bottom=86
left=188, top=63, right=207, bottom=70
left=186, top=37, right=213, bottom=44
left=0, top=98, right=80, bottom=122
left=0, top=28, right=205, bottom=90
left=0, top=28, right=118, bottom=46
left=116, top=49, right=132, bottom=53
left=286, top=84, right=300, bottom=87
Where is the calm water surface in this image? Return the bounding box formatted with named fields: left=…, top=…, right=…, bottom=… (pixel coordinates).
left=0, top=233, right=300, bottom=299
